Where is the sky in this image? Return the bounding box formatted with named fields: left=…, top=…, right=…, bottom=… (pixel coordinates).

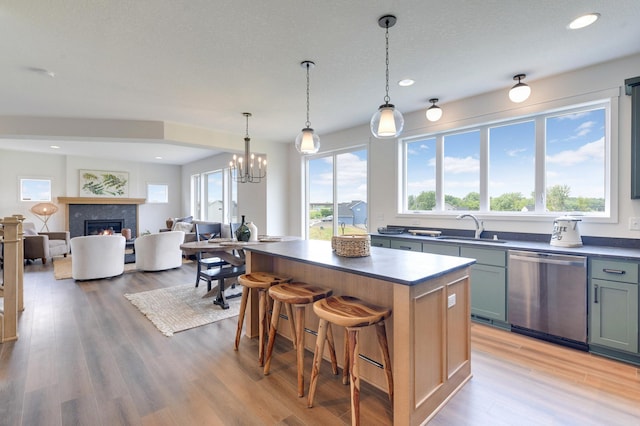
left=406, top=107, right=606, bottom=200
left=308, top=149, right=367, bottom=204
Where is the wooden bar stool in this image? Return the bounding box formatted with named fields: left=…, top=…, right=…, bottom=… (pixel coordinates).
left=263, top=282, right=339, bottom=397
left=307, top=295, right=393, bottom=426
left=235, top=272, right=292, bottom=366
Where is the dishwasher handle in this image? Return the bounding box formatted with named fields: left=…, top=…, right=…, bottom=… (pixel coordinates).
left=509, top=252, right=586, bottom=267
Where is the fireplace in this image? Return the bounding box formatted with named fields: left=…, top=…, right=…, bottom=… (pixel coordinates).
left=64, top=202, right=139, bottom=238
left=85, top=219, right=124, bottom=236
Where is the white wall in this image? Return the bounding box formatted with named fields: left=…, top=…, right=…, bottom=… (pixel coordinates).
left=181, top=139, right=288, bottom=236
left=0, top=149, right=181, bottom=234
left=287, top=53, right=640, bottom=239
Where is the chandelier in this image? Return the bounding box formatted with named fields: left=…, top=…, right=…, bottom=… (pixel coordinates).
left=229, top=112, right=266, bottom=183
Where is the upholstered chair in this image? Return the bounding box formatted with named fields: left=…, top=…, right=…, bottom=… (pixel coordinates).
left=23, top=221, right=70, bottom=264
left=134, top=231, right=185, bottom=272
left=70, top=235, right=125, bottom=280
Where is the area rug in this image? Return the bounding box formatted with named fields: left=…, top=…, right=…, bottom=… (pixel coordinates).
left=124, top=284, right=242, bottom=336
left=52, top=256, right=138, bottom=280
left=53, top=256, right=192, bottom=280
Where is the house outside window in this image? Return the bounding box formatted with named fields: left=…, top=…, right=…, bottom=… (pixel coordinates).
left=306, top=148, right=368, bottom=240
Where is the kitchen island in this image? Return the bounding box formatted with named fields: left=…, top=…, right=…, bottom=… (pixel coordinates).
left=243, top=239, right=476, bottom=425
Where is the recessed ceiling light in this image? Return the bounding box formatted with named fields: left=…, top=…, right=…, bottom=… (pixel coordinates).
left=568, top=13, right=600, bottom=29
left=155, top=156, right=163, bottom=160
left=50, top=145, right=60, bottom=149
left=398, top=79, right=415, bottom=87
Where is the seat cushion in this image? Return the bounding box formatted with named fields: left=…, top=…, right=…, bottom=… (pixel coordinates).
left=49, top=240, right=68, bottom=256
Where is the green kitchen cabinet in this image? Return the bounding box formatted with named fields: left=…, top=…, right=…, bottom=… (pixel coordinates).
left=589, top=258, right=639, bottom=353
left=422, top=241, right=459, bottom=256
left=371, top=236, right=391, bottom=248
left=390, top=239, right=422, bottom=251
left=461, top=247, right=507, bottom=323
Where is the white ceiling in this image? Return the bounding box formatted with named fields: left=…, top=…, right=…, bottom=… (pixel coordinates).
left=1, top=1, right=640, bottom=165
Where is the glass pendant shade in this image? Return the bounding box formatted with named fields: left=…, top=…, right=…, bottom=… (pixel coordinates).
left=371, top=104, right=404, bottom=139
left=295, top=60, right=320, bottom=155
left=426, top=105, right=442, bottom=121
left=295, top=127, right=320, bottom=154
left=426, top=98, right=443, bottom=122
left=509, top=74, right=531, bottom=103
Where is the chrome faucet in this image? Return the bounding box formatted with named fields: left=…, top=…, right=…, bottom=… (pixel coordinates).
left=456, top=214, right=484, bottom=239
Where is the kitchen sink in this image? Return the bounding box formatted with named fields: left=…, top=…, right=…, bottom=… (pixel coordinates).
left=435, top=235, right=508, bottom=244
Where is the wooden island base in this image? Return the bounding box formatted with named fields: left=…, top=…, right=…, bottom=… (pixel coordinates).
left=243, top=240, right=474, bottom=425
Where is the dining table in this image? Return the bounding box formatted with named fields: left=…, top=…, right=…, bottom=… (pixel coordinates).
left=179, top=237, right=294, bottom=307
left=179, top=239, right=251, bottom=306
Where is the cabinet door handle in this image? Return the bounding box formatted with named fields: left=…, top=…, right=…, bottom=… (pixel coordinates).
left=594, top=284, right=599, bottom=304
left=602, top=268, right=625, bottom=275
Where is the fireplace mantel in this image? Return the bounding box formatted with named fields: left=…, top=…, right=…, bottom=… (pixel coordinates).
left=58, top=197, right=146, bottom=205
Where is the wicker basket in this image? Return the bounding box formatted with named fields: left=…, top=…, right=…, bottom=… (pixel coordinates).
left=332, top=234, right=371, bottom=257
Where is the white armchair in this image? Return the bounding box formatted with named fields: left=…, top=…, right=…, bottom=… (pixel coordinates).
left=134, top=231, right=185, bottom=272
left=70, top=235, right=125, bottom=280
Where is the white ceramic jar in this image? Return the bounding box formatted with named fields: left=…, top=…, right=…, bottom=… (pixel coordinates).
left=247, top=221, right=258, bottom=242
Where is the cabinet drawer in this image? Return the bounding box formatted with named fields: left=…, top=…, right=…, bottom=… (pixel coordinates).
left=390, top=240, right=422, bottom=251
left=591, top=259, right=638, bottom=284
left=371, top=236, right=391, bottom=248
left=460, top=247, right=506, bottom=267
left=422, top=242, right=459, bottom=256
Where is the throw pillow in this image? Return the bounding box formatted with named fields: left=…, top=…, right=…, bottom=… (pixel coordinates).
left=23, top=224, right=39, bottom=236
left=174, top=215, right=193, bottom=223
left=172, top=221, right=193, bottom=233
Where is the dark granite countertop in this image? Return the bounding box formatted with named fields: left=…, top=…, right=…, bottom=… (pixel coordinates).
left=243, top=239, right=475, bottom=286
left=371, top=231, right=640, bottom=261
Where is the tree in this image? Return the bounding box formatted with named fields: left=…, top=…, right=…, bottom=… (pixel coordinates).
left=547, top=185, right=571, bottom=211
left=462, top=192, right=480, bottom=210
left=490, top=192, right=528, bottom=211
left=409, top=191, right=436, bottom=210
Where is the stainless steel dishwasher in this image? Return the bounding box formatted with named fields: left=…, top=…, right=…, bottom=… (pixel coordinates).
left=507, top=250, right=588, bottom=350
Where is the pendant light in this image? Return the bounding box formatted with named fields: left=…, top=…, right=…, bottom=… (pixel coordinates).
left=425, top=98, right=443, bottom=122
left=229, top=112, right=266, bottom=183
left=370, top=14, right=404, bottom=139
left=295, top=60, right=320, bottom=155
left=509, top=74, right=531, bottom=103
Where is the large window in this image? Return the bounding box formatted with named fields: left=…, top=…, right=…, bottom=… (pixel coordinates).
left=307, top=148, right=368, bottom=240
left=191, top=168, right=237, bottom=223
left=404, top=101, right=610, bottom=217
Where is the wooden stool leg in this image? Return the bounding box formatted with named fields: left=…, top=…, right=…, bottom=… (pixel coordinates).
left=234, top=287, right=250, bottom=350
left=347, top=328, right=361, bottom=426
left=294, top=305, right=306, bottom=397
left=263, top=299, right=282, bottom=375
left=326, top=323, right=338, bottom=375
left=342, top=329, right=350, bottom=385
left=258, top=289, right=269, bottom=366
left=307, top=318, right=328, bottom=408
left=376, top=321, right=394, bottom=409
left=285, top=303, right=297, bottom=349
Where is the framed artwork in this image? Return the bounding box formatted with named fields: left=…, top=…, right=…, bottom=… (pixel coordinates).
left=79, top=169, right=129, bottom=197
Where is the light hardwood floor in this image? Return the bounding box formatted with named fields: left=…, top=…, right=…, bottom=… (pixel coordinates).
left=1, top=260, right=639, bottom=425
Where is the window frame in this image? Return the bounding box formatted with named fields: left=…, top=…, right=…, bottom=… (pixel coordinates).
left=20, top=177, right=52, bottom=202
left=146, top=183, right=168, bottom=203
left=190, top=167, right=237, bottom=223
left=304, top=145, right=369, bottom=239
left=399, top=90, right=618, bottom=223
